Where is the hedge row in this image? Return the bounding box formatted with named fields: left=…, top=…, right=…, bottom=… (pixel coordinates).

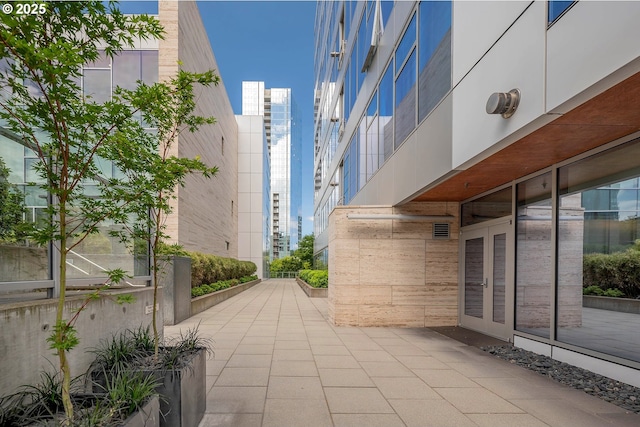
left=583, top=247, right=640, bottom=298
left=191, top=275, right=258, bottom=298
left=188, top=251, right=257, bottom=288
left=299, top=270, right=328, bottom=288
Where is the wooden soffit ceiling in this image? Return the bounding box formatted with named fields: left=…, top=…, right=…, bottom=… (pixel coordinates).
left=412, top=71, right=640, bottom=202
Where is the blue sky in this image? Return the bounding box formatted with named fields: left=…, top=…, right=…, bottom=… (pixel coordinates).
left=119, top=1, right=317, bottom=238
left=198, top=1, right=317, bottom=238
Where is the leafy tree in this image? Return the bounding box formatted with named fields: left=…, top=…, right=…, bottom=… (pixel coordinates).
left=0, top=158, right=25, bottom=242
left=292, top=233, right=314, bottom=268
left=120, top=66, right=220, bottom=358
left=0, top=2, right=170, bottom=420
left=270, top=256, right=303, bottom=273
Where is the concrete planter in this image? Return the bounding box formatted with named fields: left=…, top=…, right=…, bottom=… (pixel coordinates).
left=24, top=394, right=159, bottom=427
left=120, top=394, right=160, bottom=427
left=296, top=277, right=328, bottom=298
left=191, top=279, right=261, bottom=315
left=147, top=347, right=207, bottom=427
left=583, top=295, right=640, bottom=314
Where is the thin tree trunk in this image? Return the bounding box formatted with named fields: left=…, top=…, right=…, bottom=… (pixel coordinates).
left=57, top=207, right=74, bottom=422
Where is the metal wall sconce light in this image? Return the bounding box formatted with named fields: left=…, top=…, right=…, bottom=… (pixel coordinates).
left=486, top=88, right=520, bottom=118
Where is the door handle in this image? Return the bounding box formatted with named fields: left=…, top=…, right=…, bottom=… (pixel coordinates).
left=483, top=278, right=488, bottom=288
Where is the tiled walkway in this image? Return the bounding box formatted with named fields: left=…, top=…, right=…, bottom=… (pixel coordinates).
left=165, top=279, right=639, bottom=427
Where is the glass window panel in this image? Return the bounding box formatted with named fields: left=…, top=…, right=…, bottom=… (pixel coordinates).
left=381, top=1, right=393, bottom=28
left=25, top=158, right=43, bottom=183
left=113, top=51, right=141, bottom=91
left=367, top=91, right=377, bottom=127
left=394, top=50, right=416, bottom=148
left=83, top=69, right=111, bottom=103
left=395, top=14, right=416, bottom=74
left=367, top=116, right=379, bottom=180
left=493, top=233, right=506, bottom=324
left=548, top=1, right=575, bottom=24
left=357, top=12, right=367, bottom=88
left=358, top=118, right=366, bottom=189
left=0, top=134, right=50, bottom=281
left=464, top=237, right=484, bottom=318
left=85, top=50, right=110, bottom=68
left=557, top=139, right=640, bottom=363
left=141, top=51, right=158, bottom=85
left=461, top=186, right=512, bottom=227
left=379, top=62, right=393, bottom=162
left=24, top=186, right=47, bottom=207
left=0, top=135, right=25, bottom=182
left=418, top=0, right=452, bottom=122
left=516, top=172, right=552, bottom=338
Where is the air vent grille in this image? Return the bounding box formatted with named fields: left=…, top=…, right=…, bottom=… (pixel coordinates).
left=433, top=223, right=450, bottom=239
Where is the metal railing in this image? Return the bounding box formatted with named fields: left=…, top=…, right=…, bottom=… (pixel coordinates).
left=269, top=271, right=299, bottom=279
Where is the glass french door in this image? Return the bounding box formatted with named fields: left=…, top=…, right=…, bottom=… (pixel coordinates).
left=460, top=221, right=513, bottom=340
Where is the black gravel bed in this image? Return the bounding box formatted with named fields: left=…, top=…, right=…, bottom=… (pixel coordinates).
left=481, top=345, right=640, bottom=414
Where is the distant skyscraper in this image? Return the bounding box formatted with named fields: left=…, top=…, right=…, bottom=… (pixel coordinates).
left=242, top=82, right=301, bottom=259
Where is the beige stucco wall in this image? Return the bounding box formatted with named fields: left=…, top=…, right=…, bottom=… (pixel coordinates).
left=158, top=1, right=238, bottom=257
left=328, top=203, right=459, bottom=327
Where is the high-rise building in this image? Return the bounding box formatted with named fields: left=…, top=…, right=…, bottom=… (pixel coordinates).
left=242, top=82, right=302, bottom=259
left=314, top=0, right=640, bottom=385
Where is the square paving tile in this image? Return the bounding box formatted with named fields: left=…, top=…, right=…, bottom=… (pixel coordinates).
left=262, top=399, right=331, bottom=427
left=413, top=369, right=481, bottom=388
left=389, top=399, right=477, bottom=427
left=359, top=361, right=415, bottom=377
left=272, top=348, right=314, bottom=361
left=318, top=368, right=375, bottom=387
left=372, top=377, right=441, bottom=399
left=226, top=354, right=272, bottom=368
left=234, top=344, right=274, bottom=355
left=206, top=386, right=266, bottom=413
left=314, top=355, right=361, bottom=369
left=310, top=345, right=351, bottom=355
left=436, top=387, right=524, bottom=413
left=332, top=413, right=406, bottom=427
left=274, top=340, right=310, bottom=350
left=198, top=413, right=263, bottom=427
left=270, top=360, right=318, bottom=377
left=467, top=413, right=550, bottom=427
left=215, top=367, right=270, bottom=386
left=350, top=350, right=397, bottom=362
left=324, top=387, right=394, bottom=414
left=395, top=355, right=450, bottom=370
left=267, top=376, right=324, bottom=399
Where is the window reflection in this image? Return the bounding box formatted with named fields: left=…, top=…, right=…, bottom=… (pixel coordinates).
left=557, top=140, right=640, bottom=363
left=516, top=172, right=552, bottom=338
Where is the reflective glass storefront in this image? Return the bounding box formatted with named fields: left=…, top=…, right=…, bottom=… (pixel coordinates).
left=514, top=139, right=640, bottom=364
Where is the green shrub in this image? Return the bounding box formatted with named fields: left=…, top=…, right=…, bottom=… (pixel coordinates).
left=583, top=244, right=640, bottom=298
left=187, top=251, right=257, bottom=287
left=603, top=288, right=625, bottom=298
left=583, top=285, right=604, bottom=296
left=299, top=270, right=328, bottom=288
left=190, top=275, right=258, bottom=298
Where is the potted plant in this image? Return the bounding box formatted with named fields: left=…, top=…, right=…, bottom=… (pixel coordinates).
left=89, top=325, right=211, bottom=427
left=0, top=368, right=160, bottom=426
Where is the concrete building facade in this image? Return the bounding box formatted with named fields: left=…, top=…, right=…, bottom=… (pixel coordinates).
left=314, top=0, right=640, bottom=385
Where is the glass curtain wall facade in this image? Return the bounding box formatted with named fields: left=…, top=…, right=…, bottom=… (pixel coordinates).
left=511, top=138, right=640, bottom=365
left=242, top=83, right=302, bottom=258
left=313, top=0, right=452, bottom=251
left=0, top=49, right=157, bottom=290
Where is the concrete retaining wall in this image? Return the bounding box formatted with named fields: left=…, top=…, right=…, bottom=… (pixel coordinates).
left=191, top=280, right=261, bottom=315
left=583, top=295, right=640, bottom=314
left=0, top=287, right=162, bottom=397
left=296, top=277, right=328, bottom=298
